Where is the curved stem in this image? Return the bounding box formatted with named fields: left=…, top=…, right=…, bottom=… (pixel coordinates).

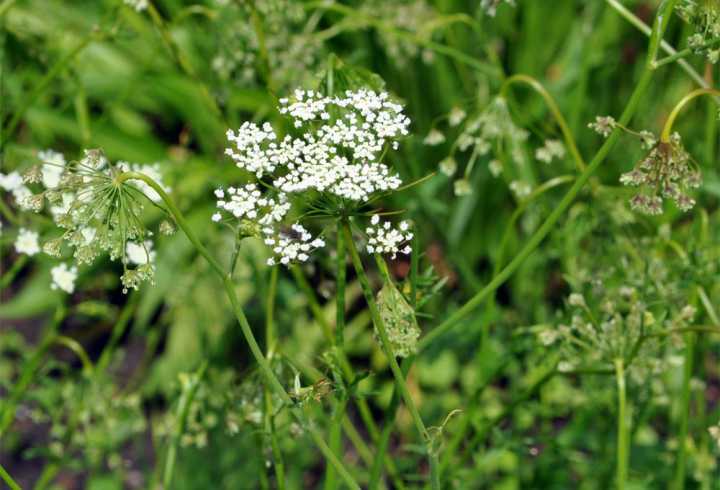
left=417, top=0, right=679, bottom=351
left=661, top=88, right=720, bottom=142
left=615, top=359, right=629, bottom=490
left=500, top=75, right=586, bottom=172
left=54, top=335, right=94, bottom=375
left=117, top=172, right=359, bottom=490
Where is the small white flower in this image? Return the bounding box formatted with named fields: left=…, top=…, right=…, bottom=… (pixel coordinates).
left=488, top=159, right=503, bottom=177
left=535, top=139, right=565, bottom=164
left=568, top=293, right=586, bottom=308
left=126, top=240, right=155, bottom=265
left=448, top=107, right=466, bottom=127
left=38, top=150, right=66, bottom=189
left=454, top=179, right=472, bottom=196
left=439, top=156, right=457, bottom=176
left=264, top=223, right=325, bottom=267
left=15, top=228, right=40, bottom=256
left=588, top=116, right=616, bottom=138
left=366, top=217, right=412, bottom=259
left=51, top=263, right=78, bottom=294
left=423, top=129, right=446, bottom=146
left=509, top=180, right=532, bottom=198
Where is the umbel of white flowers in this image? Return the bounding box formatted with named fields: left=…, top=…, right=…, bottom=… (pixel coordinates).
left=19, top=149, right=170, bottom=293
left=214, top=89, right=414, bottom=266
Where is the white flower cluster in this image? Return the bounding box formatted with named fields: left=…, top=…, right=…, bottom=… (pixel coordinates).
left=51, top=263, right=78, bottom=294
left=588, top=115, right=617, bottom=137
left=264, top=224, right=326, bottom=266
left=213, top=184, right=289, bottom=225
left=535, top=139, right=566, bottom=163
left=225, top=89, right=409, bottom=202
left=212, top=184, right=323, bottom=266
left=366, top=215, right=412, bottom=259
left=219, top=89, right=411, bottom=265
left=210, top=0, right=320, bottom=92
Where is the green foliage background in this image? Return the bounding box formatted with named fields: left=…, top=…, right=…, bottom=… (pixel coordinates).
left=2, top=0, right=720, bottom=488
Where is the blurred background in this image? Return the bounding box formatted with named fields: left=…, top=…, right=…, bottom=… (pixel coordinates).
left=2, top=0, right=720, bottom=488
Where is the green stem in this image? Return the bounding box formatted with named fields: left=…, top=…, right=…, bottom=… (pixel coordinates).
left=614, top=359, right=628, bottom=490
left=672, top=332, right=695, bottom=490
left=264, top=266, right=285, bottom=490
left=0, top=305, right=65, bottom=436
left=95, top=292, right=139, bottom=376
left=325, top=397, right=348, bottom=490
left=163, top=361, right=207, bottom=489
left=342, top=221, right=440, bottom=490
left=653, top=37, right=720, bottom=67
left=145, top=2, right=224, bottom=122
left=326, top=221, right=348, bottom=490
left=661, top=88, right=720, bottom=142
left=117, top=172, right=359, bottom=490
left=291, top=266, right=404, bottom=489
left=0, top=462, right=20, bottom=490
left=1, top=30, right=103, bottom=147
left=336, top=220, right=346, bottom=348
left=494, top=175, right=575, bottom=271
left=0, top=255, right=28, bottom=289
left=500, top=75, right=586, bottom=172
left=417, top=0, right=678, bottom=351
left=605, top=0, right=710, bottom=89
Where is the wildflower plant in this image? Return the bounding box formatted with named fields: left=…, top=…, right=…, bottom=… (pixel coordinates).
left=7, top=1, right=720, bottom=490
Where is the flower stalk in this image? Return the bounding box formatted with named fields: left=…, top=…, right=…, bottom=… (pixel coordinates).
left=117, top=171, right=360, bottom=490
left=342, top=219, right=441, bottom=489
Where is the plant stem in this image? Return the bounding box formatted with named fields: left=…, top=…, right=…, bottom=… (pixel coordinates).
left=653, top=37, right=720, bottom=67
left=500, top=74, right=586, bottom=172
left=264, top=266, right=285, bottom=490
left=336, top=220, right=346, bottom=348
left=117, top=172, right=359, bottom=490
left=145, top=2, right=224, bottom=122
left=605, top=0, right=710, bottom=90
left=342, top=220, right=440, bottom=490
left=325, top=220, right=348, bottom=490
left=672, top=332, right=695, bottom=490
left=1, top=29, right=103, bottom=148
left=0, top=462, right=20, bottom=490
left=0, top=305, right=65, bottom=436
left=614, top=358, right=628, bottom=490
left=0, top=255, right=28, bottom=289
left=163, top=361, right=207, bottom=489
